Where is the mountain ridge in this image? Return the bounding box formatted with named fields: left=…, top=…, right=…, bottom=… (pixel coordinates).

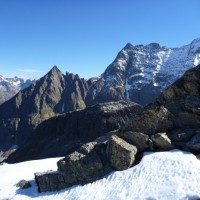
left=0, top=38, right=200, bottom=150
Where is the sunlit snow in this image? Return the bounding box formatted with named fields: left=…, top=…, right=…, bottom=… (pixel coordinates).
left=0, top=150, right=200, bottom=200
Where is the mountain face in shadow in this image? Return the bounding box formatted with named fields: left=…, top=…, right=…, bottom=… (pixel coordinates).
left=0, top=66, right=92, bottom=149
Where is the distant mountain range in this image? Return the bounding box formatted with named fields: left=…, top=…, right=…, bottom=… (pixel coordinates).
left=0, top=38, right=200, bottom=150
left=0, top=75, right=32, bottom=105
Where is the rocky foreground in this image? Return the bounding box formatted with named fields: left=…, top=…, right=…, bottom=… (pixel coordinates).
left=34, top=64, right=200, bottom=192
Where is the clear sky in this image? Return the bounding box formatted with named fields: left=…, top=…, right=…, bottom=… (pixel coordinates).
left=0, top=0, right=200, bottom=79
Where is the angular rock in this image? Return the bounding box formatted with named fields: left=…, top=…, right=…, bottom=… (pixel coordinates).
left=119, top=131, right=149, bottom=152
left=107, top=135, right=137, bottom=171
left=16, top=179, right=31, bottom=189
left=186, top=133, right=200, bottom=152
left=151, top=133, right=174, bottom=150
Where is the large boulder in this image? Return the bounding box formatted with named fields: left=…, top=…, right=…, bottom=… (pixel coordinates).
left=118, top=131, right=149, bottom=151
left=123, top=106, right=174, bottom=135
left=107, top=135, right=137, bottom=171
left=151, top=133, right=174, bottom=150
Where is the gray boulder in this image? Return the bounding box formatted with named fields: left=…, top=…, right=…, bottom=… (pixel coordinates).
left=151, top=133, right=174, bottom=150
left=119, top=131, right=149, bottom=151
left=107, top=135, right=137, bottom=171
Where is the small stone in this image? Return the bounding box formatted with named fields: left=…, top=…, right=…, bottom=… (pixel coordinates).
left=16, top=179, right=31, bottom=189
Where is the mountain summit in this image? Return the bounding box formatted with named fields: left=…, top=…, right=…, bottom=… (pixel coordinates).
left=0, top=67, right=91, bottom=149
left=86, top=38, right=200, bottom=106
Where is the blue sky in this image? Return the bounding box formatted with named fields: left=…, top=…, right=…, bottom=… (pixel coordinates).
left=0, top=0, right=200, bottom=79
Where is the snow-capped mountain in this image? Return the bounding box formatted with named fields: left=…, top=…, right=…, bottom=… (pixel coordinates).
left=0, top=75, right=32, bottom=104
left=86, top=38, right=200, bottom=106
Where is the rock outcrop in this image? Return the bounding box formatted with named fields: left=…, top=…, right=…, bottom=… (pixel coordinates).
left=35, top=135, right=138, bottom=192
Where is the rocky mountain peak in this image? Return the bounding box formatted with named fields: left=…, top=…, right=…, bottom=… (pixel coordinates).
left=86, top=38, right=200, bottom=106
left=123, top=43, right=134, bottom=50
left=47, top=65, right=63, bottom=77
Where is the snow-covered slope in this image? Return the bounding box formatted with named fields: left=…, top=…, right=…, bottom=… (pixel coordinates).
left=0, top=75, right=32, bottom=104
left=87, top=38, right=200, bottom=106
left=1, top=150, right=200, bottom=200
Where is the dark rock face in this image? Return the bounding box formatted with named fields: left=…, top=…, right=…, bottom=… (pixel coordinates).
left=0, top=66, right=92, bottom=150
left=6, top=101, right=142, bottom=163
left=107, top=135, right=137, bottom=171
left=186, top=132, right=200, bottom=152
left=15, top=180, right=31, bottom=189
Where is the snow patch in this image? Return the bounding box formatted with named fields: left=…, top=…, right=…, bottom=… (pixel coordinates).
left=125, top=79, right=131, bottom=100
left=0, top=150, right=200, bottom=200
left=193, top=54, right=200, bottom=66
